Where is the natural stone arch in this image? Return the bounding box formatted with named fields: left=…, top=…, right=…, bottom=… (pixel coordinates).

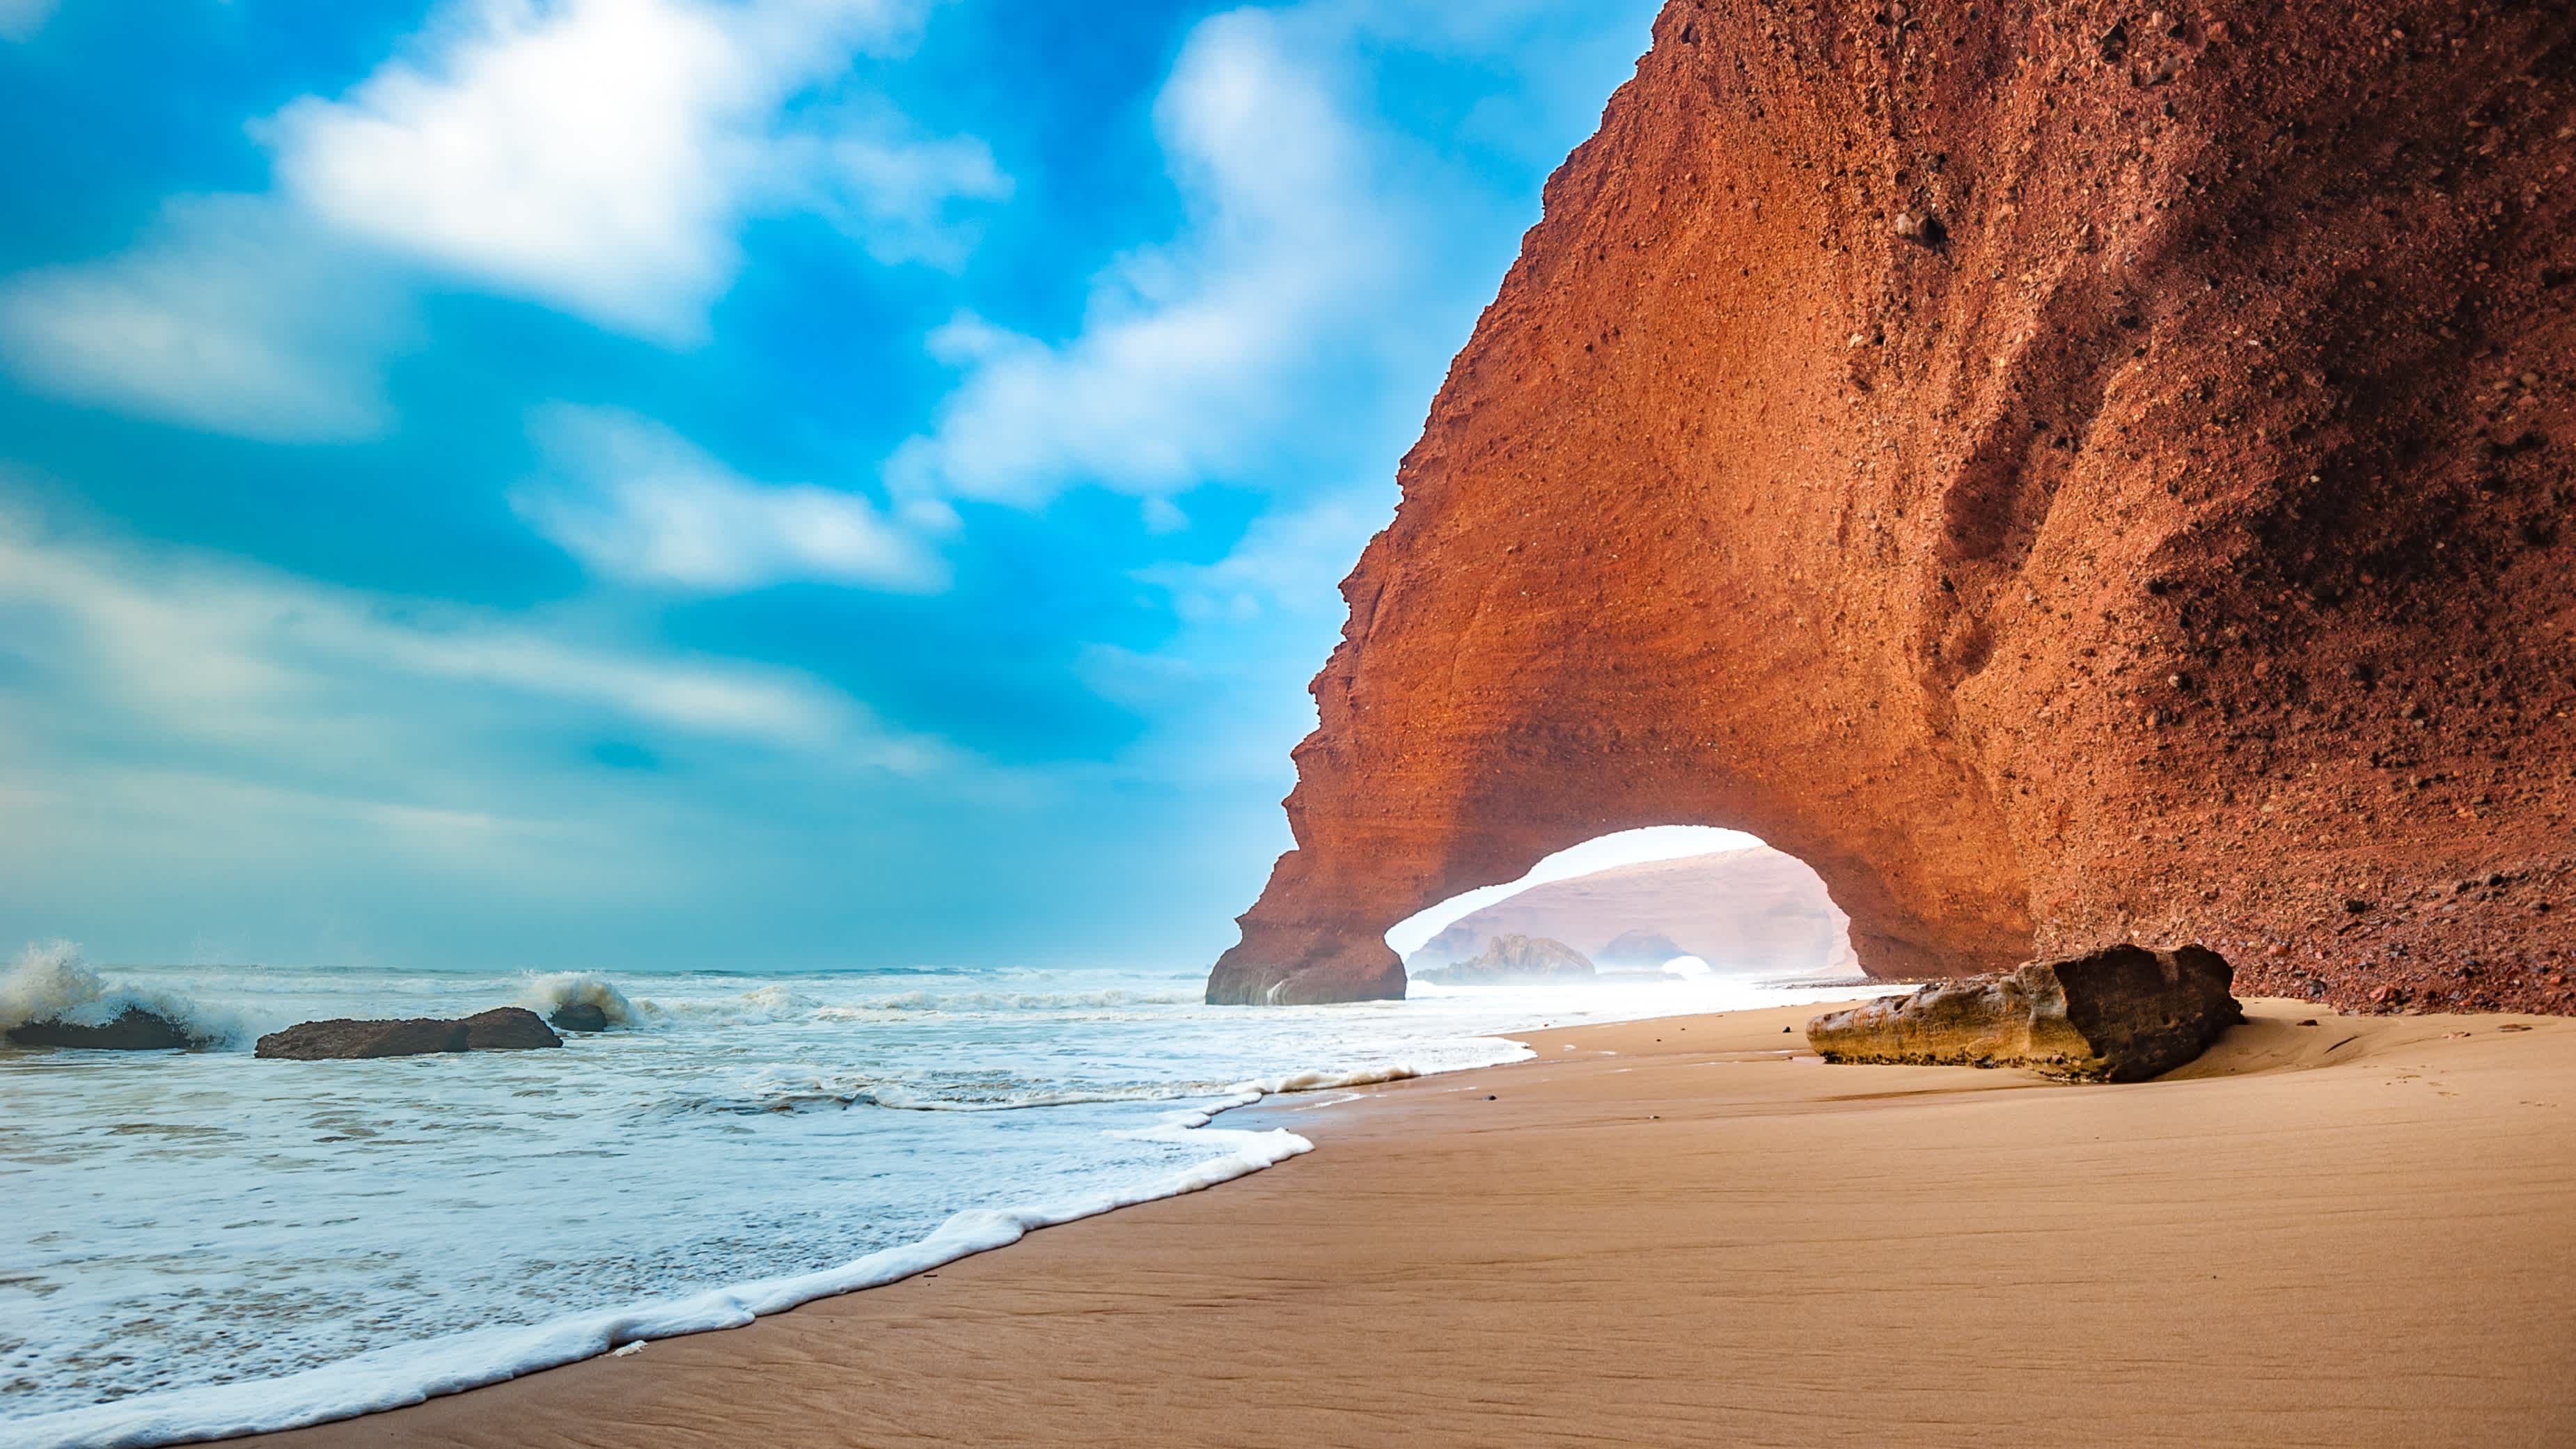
left=1209, top=0, right=2576, bottom=1009
left=1207, top=695, right=2036, bottom=1003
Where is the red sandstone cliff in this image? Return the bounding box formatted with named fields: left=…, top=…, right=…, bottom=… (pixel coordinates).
left=1209, top=0, right=2576, bottom=1009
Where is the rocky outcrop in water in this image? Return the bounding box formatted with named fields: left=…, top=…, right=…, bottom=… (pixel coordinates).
left=1806, top=944, right=2242, bottom=1081
left=6, top=1006, right=200, bottom=1051
left=256, top=1008, right=563, bottom=1060
left=1208, top=0, right=2576, bottom=1009
left=1414, top=934, right=1596, bottom=986
left=548, top=1002, right=610, bottom=1033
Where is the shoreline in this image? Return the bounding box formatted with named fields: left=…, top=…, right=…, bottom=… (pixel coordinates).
left=235, top=996, right=2576, bottom=1449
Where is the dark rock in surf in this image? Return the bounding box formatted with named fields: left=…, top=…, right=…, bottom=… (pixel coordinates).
left=463, top=1008, right=563, bottom=1051
left=547, top=1002, right=611, bottom=1033
left=7, top=1006, right=198, bottom=1051
left=257, top=1017, right=466, bottom=1060
left=256, top=1008, right=562, bottom=1060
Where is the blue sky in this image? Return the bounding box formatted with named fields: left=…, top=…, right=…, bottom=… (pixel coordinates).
left=0, top=0, right=1659, bottom=974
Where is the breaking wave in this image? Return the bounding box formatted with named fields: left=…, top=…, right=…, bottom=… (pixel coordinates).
left=0, top=940, right=243, bottom=1051
left=516, top=973, right=646, bottom=1030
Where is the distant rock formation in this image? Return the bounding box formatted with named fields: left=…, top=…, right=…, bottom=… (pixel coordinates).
left=1596, top=930, right=1691, bottom=972
left=1209, top=0, right=2576, bottom=1008
left=1807, top=945, right=2242, bottom=1082
left=256, top=1008, right=563, bottom=1060
left=6, top=1006, right=200, bottom=1051
left=1415, top=934, right=1596, bottom=986
left=1407, top=849, right=1855, bottom=979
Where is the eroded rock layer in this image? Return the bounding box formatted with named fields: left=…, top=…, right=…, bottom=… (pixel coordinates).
left=1209, top=0, right=2576, bottom=1009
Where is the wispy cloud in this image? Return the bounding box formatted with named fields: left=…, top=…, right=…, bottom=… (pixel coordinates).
left=0, top=0, right=55, bottom=42
left=0, top=196, right=411, bottom=442
left=885, top=0, right=1656, bottom=522
left=0, top=0, right=1004, bottom=436
left=515, top=404, right=946, bottom=593
left=886, top=7, right=1406, bottom=508
left=1137, top=494, right=1379, bottom=624
left=0, top=501, right=938, bottom=761
left=262, top=0, right=984, bottom=342
left=775, top=102, right=1013, bottom=271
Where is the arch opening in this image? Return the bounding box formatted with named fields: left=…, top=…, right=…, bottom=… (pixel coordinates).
left=1385, top=826, right=1862, bottom=994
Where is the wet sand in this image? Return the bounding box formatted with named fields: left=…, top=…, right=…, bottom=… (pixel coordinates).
left=260, top=998, right=2576, bottom=1448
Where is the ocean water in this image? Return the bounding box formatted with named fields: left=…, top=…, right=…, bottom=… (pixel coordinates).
left=0, top=946, right=1863, bottom=1448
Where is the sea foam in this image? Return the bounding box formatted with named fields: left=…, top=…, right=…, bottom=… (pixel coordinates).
left=5, top=1093, right=1314, bottom=1449
left=0, top=941, right=242, bottom=1049
left=3, top=959, right=1848, bottom=1447
left=515, top=971, right=646, bottom=1029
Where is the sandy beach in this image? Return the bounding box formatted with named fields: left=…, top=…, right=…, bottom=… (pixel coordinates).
left=258, top=998, right=2576, bottom=1449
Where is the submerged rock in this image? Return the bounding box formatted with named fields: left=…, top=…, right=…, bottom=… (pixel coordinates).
left=547, top=1002, right=611, bottom=1033
left=1415, top=934, right=1596, bottom=985
left=1805, top=945, right=2242, bottom=1083
left=6, top=1006, right=198, bottom=1051
left=256, top=1008, right=563, bottom=1060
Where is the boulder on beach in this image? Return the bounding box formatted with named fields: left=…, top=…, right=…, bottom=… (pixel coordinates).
left=6, top=1005, right=200, bottom=1051
left=1414, top=934, right=1596, bottom=986
left=1805, top=945, right=2242, bottom=1083
left=547, top=1002, right=610, bottom=1033
left=256, top=1007, right=563, bottom=1060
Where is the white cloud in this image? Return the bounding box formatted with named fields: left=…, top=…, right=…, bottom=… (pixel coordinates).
left=777, top=107, right=1012, bottom=270
left=0, top=503, right=934, bottom=760
left=262, top=0, right=980, bottom=342
left=885, top=0, right=1660, bottom=514
left=0, top=196, right=411, bottom=441
left=0, top=0, right=54, bottom=42
left=0, top=0, right=1005, bottom=437
left=516, top=405, right=944, bottom=592
left=1137, top=494, right=1378, bottom=623
left=887, top=7, right=1406, bottom=506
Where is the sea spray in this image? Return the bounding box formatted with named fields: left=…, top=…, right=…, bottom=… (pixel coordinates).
left=0, top=941, right=240, bottom=1049
left=516, top=971, right=646, bottom=1029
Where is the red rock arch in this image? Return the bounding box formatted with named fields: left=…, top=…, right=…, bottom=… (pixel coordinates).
left=1209, top=0, right=2576, bottom=1008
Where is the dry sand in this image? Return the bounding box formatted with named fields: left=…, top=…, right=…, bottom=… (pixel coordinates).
left=259, top=998, right=2576, bottom=1448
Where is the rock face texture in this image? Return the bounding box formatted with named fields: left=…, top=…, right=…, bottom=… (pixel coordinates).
left=1415, top=934, right=1597, bottom=986
left=256, top=1008, right=563, bottom=1060
left=1806, top=943, right=2243, bottom=1081
left=1408, top=847, right=1859, bottom=978
left=1209, top=0, right=2576, bottom=1010
left=6, top=1007, right=198, bottom=1051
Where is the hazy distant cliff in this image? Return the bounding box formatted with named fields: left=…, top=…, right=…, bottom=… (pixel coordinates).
left=1410, top=849, right=1857, bottom=978
left=1209, top=0, right=2576, bottom=1008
